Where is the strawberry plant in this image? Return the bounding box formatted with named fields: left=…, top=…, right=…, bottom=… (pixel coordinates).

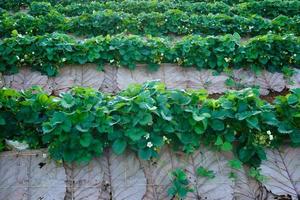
left=274, top=88, right=300, bottom=145
left=28, top=1, right=52, bottom=16
left=214, top=89, right=279, bottom=166
left=234, top=34, right=300, bottom=72
left=2, top=0, right=299, bottom=20
left=0, top=87, right=55, bottom=148
left=1, top=8, right=299, bottom=38
left=0, top=88, right=21, bottom=141
left=42, top=87, right=112, bottom=163
left=109, top=82, right=166, bottom=159
left=0, top=81, right=299, bottom=167
left=196, top=166, right=215, bottom=179
left=13, top=87, right=57, bottom=148
left=0, top=0, right=299, bottom=181
left=234, top=0, right=300, bottom=18
left=0, top=11, right=299, bottom=75
left=168, top=169, right=193, bottom=199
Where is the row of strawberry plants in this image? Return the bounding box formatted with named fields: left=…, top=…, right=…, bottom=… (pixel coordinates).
left=30, top=1, right=231, bottom=17
left=20, top=0, right=300, bottom=19
left=0, top=82, right=299, bottom=167
left=0, top=0, right=98, bottom=11
left=234, top=0, right=300, bottom=18
left=0, top=33, right=299, bottom=76
left=0, top=0, right=253, bottom=11
left=1, top=9, right=299, bottom=38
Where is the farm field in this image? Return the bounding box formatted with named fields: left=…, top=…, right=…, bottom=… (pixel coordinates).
left=0, top=0, right=299, bottom=200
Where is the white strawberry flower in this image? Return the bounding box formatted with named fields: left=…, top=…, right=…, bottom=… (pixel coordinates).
left=163, top=136, right=168, bottom=141
left=144, top=133, right=150, bottom=140
left=147, top=142, right=153, bottom=148
left=224, top=57, right=231, bottom=62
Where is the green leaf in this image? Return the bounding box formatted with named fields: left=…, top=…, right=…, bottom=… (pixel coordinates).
left=233, top=32, right=241, bottom=42
left=256, top=148, right=266, bottom=160
left=235, top=111, right=261, bottom=120
left=211, top=119, right=224, bottom=131
left=248, top=167, right=266, bottom=182
left=238, top=147, right=255, bottom=162
left=37, top=93, right=50, bottom=105
left=97, top=62, right=104, bottom=71
left=61, top=93, right=75, bottom=108
left=225, top=132, right=235, bottom=142
left=178, top=187, right=188, bottom=198
left=76, top=124, right=89, bottom=132
left=195, top=125, right=205, bottom=135
left=112, top=139, right=127, bottom=155
left=228, top=159, right=242, bottom=169
left=51, top=112, right=65, bottom=125
left=287, top=94, right=298, bottom=105
left=63, top=149, right=75, bottom=162
left=125, top=128, right=145, bottom=141
left=193, top=112, right=210, bottom=121
left=220, top=99, right=233, bottom=109
left=167, top=186, right=176, bottom=197
left=0, top=116, right=5, bottom=125
left=246, top=116, right=260, bottom=130
left=77, top=153, right=92, bottom=164
left=214, top=136, right=223, bottom=145
left=170, top=91, right=191, bottom=105
left=290, top=130, right=300, bottom=144
left=80, top=133, right=93, bottom=147
left=225, top=78, right=236, bottom=87
left=278, top=122, right=293, bottom=134
left=261, top=112, right=278, bottom=126
left=42, top=123, right=55, bottom=133
left=138, top=148, right=152, bottom=160
left=139, top=113, right=153, bottom=125
left=212, top=110, right=229, bottom=120
left=221, top=142, right=232, bottom=151
left=61, top=119, right=72, bottom=132
left=196, top=166, right=215, bottom=179
left=11, top=30, right=18, bottom=37
left=161, top=110, right=173, bottom=121
left=151, top=135, right=163, bottom=146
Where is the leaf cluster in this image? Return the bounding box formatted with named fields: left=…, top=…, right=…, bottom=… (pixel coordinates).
left=1, top=1, right=231, bottom=16
left=274, top=88, right=300, bottom=144
left=234, top=0, right=300, bottom=18
left=2, top=0, right=299, bottom=19
left=0, top=82, right=299, bottom=167
left=168, top=169, right=193, bottom=199
left=0, top=33, right=299, bottom=76
left=1, top=9, right=299, bottom=38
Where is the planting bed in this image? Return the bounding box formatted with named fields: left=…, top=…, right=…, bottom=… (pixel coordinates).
left=0, top=0, right=300, bottom=199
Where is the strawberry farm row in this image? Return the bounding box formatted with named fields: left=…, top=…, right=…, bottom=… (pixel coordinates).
left=0, top=81, right=299, bottom=167
left=2, top=0, right=299, bottom=19
left=0, top=82, right=300, bottom=166
left=0, top=0, right=267, bottom=11
left=0, top=32, right=299, bottom=76
left=1, top=9, right=299, bottom=38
